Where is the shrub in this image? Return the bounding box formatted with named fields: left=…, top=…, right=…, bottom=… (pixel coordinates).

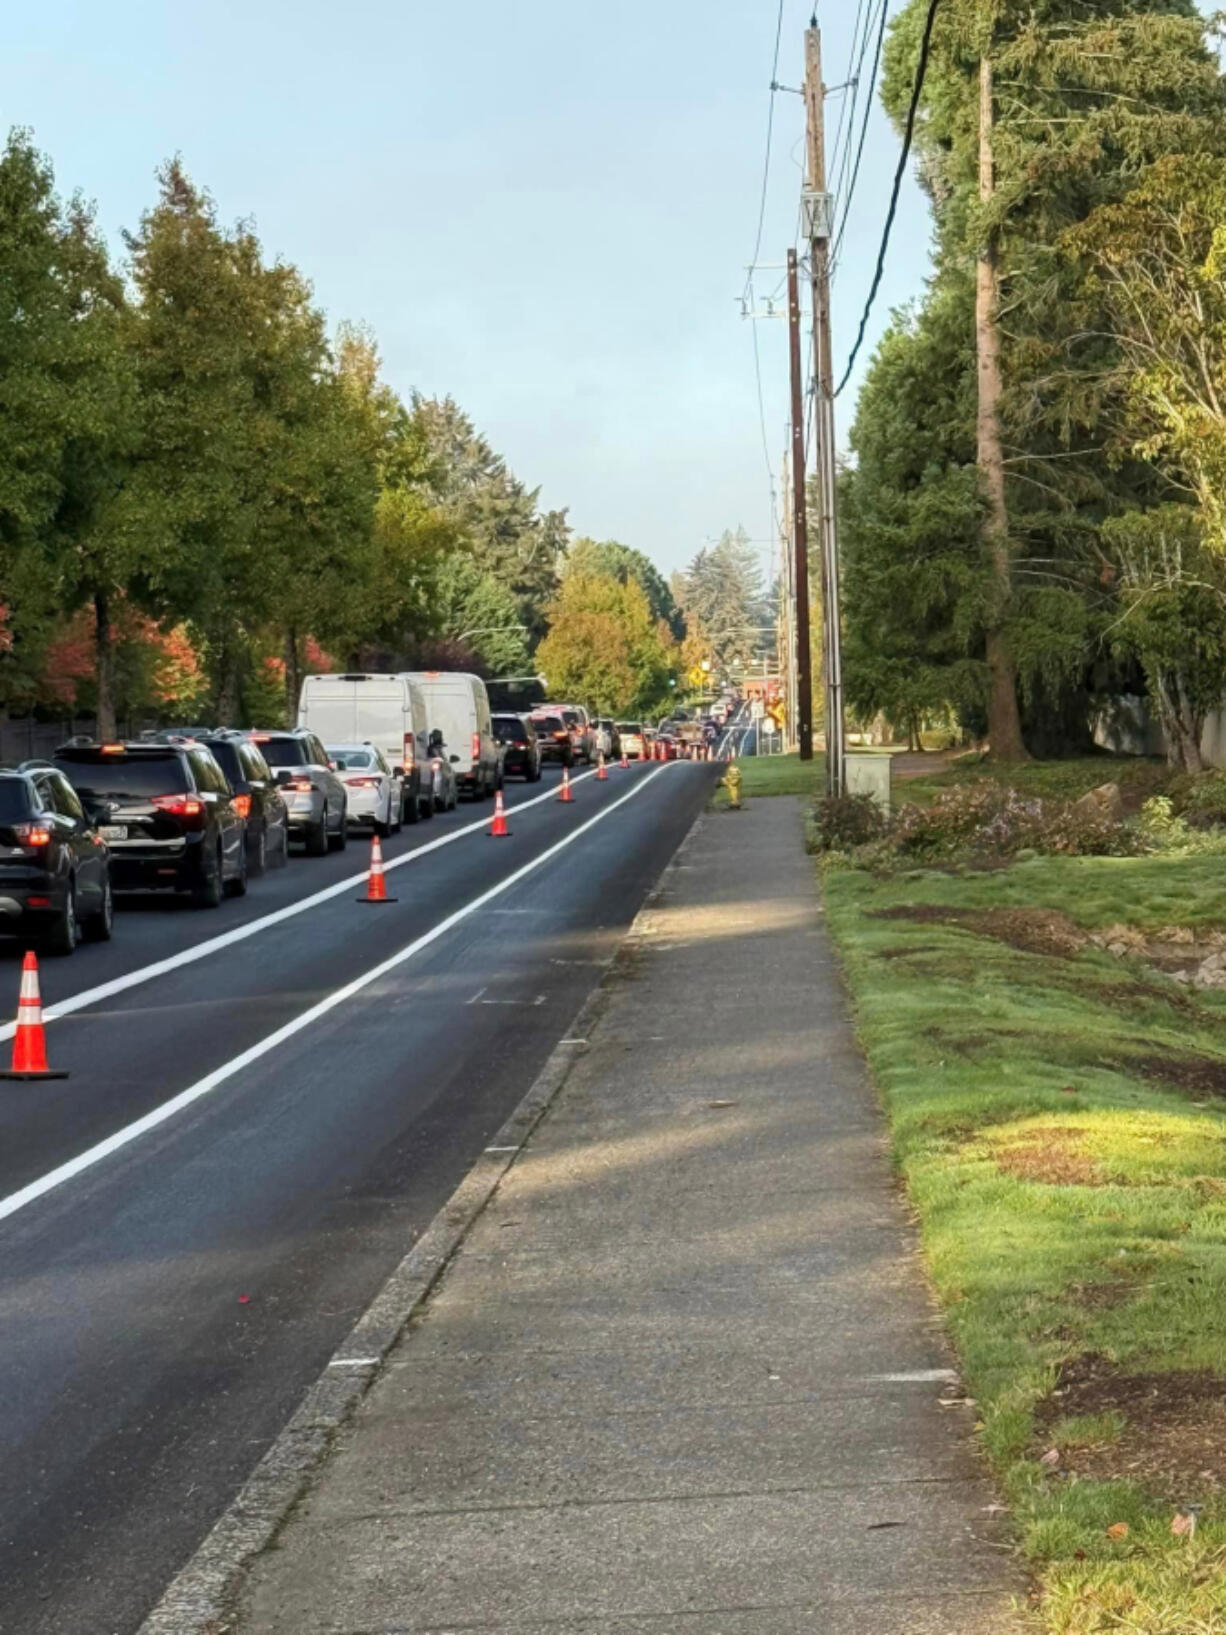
left=1173, top=770, right=1226, bottom=829
left=810, top=791, right=887, bottom=852
left=852, top=781, right=1138, bottom=868
left=1137, top=794, right=1226, bottom=856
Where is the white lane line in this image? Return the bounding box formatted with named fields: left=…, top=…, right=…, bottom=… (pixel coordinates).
left=0, top=767, right=614, bottom=1045
left=0, top=766, right=669, bottom=1226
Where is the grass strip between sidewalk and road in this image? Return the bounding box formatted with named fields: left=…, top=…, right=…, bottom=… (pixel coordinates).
left=821, top=847, right=1226, bottom=1634
left=733, top=750, right=826, bottom=798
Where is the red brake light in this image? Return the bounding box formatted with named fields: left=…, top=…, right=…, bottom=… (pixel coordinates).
left=100, top=743, right=125, bottom=754
left=346, top=776, right=381, bottom=788
left=403, top=732, right=415, bottom=771
left=232, top=793, right=252, bottom=820
left=282, top=779, right=314, bottom=793
left=151, top=794, right=205, bottom=820
left=13, top=823, right=52, bottom=848
left=471, top=731, right=481, bottom=761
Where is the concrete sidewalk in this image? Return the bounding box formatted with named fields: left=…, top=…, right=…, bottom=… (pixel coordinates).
left=237, top=796, right=1023, bottom=1634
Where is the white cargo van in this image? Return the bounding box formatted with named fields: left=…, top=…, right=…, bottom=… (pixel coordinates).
left=297, top=673, right=434, bottom=824
left=404, top=672, right=497, bottom=800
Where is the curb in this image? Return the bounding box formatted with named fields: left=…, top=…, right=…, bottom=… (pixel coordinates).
left=136, top=832, right=692, bottom=1635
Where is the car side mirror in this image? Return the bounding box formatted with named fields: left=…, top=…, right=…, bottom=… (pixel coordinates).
left=274, top=768, right=294, bottom=785
left=450, top=754, right=460, bottom=764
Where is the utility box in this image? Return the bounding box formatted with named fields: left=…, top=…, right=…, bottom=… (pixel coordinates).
left=844, top=751, right=893, bottom=815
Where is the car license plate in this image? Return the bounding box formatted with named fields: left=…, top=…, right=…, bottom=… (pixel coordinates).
left=100, top=824, right=128, bottom=841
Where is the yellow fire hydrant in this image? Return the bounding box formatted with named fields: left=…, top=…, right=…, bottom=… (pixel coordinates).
left=721, top=764, right=742, bottom=810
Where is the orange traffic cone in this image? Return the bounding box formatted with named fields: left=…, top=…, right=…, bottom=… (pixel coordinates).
left=356, top=833, right=397, bottom=903
left=558, top=766, right=574, bottom=803
left=619, top=750, right=629, bottom=769
left=596, top=751, right=608, bottom=781
left=489, top=789, right=510, bottom=837
left=1, top=951, right=68, bottom=1080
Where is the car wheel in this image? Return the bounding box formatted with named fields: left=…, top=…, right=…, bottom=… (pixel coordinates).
left=83, top=872, right=114, bottom=942
left=305, top=814, right=329, bottom=856
left=225, top=840, right=249, bottom=897
left=328, top=803, right=348, bottom=850
left=272, top=823, right=290, bottom=867
left=45, top=880, right=79, bottom=956
left=392, top=793, right=403, bottom=835
left=420, top=792, right=434, bottom=821
left=193, top=844, right=224, bottom=908
left=249, top=823, right=268, bottom=876
left=405, top=789, right=421, bottom=824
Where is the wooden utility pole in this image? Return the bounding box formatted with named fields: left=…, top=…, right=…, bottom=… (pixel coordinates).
left=803, top=19, right=845, bottom=797
left=786, top=249, right=813, bottom=762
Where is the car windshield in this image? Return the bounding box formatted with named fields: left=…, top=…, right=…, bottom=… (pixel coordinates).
left=492, top=719, right=526, bottom=743
left=0, top=780, right=35, bottom=823
left=330, top=748, right=376, bottom=769
left=533, top=715, right=566, bottom=734
left=53, top=754, right=189, bottom=799
left=253, top=736, right=307, bottom=769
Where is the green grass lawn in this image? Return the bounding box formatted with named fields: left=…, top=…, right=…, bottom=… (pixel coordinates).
left=734, top=750, right=826, bottom=798
left=822, top=849, right=1226, bottom=1633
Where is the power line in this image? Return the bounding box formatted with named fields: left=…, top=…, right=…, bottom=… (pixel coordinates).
left=834, top=0, right=940, bottom=396
left=830, top=0, right=890, bottom=276
left=826, top=0, right=869, bottom=194
left=743, top=0, right=788, bottom=299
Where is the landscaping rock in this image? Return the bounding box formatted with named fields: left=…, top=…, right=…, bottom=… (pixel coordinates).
left=1074, top=782, right=1125, bottom=823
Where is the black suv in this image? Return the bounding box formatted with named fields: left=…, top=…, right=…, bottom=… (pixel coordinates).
left=157, top=730, right=289, bottom=874
left=247, top=730, right=347, bottom=855
left=51, top=742, right=247, bottom=907
left=0, top=767, right=113, bottom=953
left=492, top=714, right=542, bottom=781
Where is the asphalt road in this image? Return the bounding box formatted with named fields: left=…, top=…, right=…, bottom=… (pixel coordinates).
left=0, top=758, right=716, bottom=1635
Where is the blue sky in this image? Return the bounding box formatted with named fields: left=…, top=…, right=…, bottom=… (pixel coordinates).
left=1, top=0, right=930, bottom=581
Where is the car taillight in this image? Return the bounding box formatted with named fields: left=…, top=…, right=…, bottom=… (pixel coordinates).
left=152, top=794, right=205, bottom=823
left=281, top=779, right=314, bottom=794
left=514, top=740, right=527, bottom=748
left=554, top=730, right=568, bottom=739
left=232, top=793, right=252, bottom=819
left=471, top=731, right=481, bottom=761
left=12, top=823, right=52, bottom=848
left=403, top=733, right=415, bottom=771
left=346, top=776, right=381, bottom=788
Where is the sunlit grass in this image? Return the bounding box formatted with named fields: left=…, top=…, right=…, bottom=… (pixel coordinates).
left=734, top=751, right=826, bottom=798
left=822, top=849, right=1226, bottom=1632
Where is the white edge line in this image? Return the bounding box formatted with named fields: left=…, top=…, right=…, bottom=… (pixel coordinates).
left=0, top=766, right=670, bottom=1225
left=0, top=766, right=614, bottom=1044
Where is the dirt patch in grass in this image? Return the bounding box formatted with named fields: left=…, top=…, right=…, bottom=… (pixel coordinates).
left=1068, top=1277, right=1144, bottom=1311
left=1130, top=1053, right=1226, bottom=1098
left=1039, top=1354, right=1226, bottom=1490
left=870, top=904, right=1088, bottom=959
left=994, top=1127, right=1106, bottom=1186
left=875, top=942, right=942, bottom=961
